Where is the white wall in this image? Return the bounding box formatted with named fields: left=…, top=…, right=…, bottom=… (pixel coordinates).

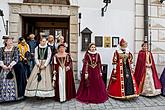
left=0, top=0, right=9, bottom=47
left=77, top=0, right=135, bottom=80
left=0, top=0, right=23, bottom=47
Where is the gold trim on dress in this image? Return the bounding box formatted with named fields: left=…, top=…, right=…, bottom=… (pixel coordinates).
left=108, top=94, right=139, bottom=100
left=87, top=53, right=98, bottom=69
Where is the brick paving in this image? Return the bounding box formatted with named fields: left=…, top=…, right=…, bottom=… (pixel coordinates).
left=1, top=95, right=165, bottom=110
left=1, top=83, right=165, bottom=110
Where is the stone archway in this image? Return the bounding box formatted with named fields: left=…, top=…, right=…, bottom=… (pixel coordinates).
left=9, top=2, right=79, bottom=77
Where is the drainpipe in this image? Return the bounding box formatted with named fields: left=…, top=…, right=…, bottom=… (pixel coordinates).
left=144, top=0, right=148, bottom=43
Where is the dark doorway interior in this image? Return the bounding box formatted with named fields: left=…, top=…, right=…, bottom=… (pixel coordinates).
left=22, top=16, right=70, bottom=50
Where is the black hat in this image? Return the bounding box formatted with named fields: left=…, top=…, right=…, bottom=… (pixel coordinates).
left=2, top=35, right=14, bottom=39
left=19, top=37, right=24, bottom=42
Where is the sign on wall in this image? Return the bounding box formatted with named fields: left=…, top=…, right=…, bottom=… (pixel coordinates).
left=112, top=37, right=119, bottom=47
left=104, top=36, right=111, bottom=48
left=95, top=36, right=103, bottom=47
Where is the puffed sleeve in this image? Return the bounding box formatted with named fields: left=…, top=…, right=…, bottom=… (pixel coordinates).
left=112, top=50, right=118, bottom=69
left=66, top=53, right=73, bottom=69
left=35, top=46, right=40, bottom=65
left=9, top=46, right=19, bottom=67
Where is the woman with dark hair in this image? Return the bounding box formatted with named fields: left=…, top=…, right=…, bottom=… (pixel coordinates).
left=76, top=43, right=108, bottom=104
left=135, top=42, right=161, bottom=96
left=0, top=36, right=21, bottom=102
left=52, top=43, right=76, bottom=102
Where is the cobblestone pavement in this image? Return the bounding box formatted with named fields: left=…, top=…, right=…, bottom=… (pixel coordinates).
left=1, top=95, right=165, bottom=110
left=1, top=82, right=165, bottom=110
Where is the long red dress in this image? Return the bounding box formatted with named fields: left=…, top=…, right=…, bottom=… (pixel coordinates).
left=76, top=51, right=108, bottom=104
left=107, top=49, right=138, bottom=99
left=52, top=53, right=76, bottom=102
left=134, top=50, right=161, bottom=96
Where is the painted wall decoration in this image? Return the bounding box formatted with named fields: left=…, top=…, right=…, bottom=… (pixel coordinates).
left=104, top=36, right=111, bottom=48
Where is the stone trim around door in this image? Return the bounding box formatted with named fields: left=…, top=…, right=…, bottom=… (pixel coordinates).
left=9, top=3, right=79, bottom=77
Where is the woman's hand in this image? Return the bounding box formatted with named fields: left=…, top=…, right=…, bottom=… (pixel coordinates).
left=85, top=73, right=88, bottom=80
left=113, top=69, right=116, bottom=74
left=37, top=64, right=41, bottom=68
left=146, top=64, right=152, bottom=68
left=40, top=65, right=46, bottom=70
left=2, top=65, right=8, bottom=70
left=66, top=66, right=70, bottom=71
left=7, top=65, right=12, bottom=71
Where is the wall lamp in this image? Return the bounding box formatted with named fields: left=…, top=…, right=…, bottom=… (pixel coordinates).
left=101, top=0, right=111, bottom=17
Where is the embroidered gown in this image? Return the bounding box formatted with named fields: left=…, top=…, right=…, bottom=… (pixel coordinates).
left=76, top=51, right=108, bottom=104
left=134, top=50, right=161, bottom=96
left=160, top=68, right=165, bottom=96
left=52, top=53, right=76, bottom=102
left=107, top=48, right=138, bottom=99
left=0, top=46, right=20, bottom=102
left=25, top=44, right=55, bottom=97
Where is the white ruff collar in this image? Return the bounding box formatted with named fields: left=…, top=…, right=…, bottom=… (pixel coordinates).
left=117, top=47, right=130, bottom=53
left=88, top=50, right=97, bottom=54
left=39, top=44, right=47, bottom=48
left=48, top=42, right=54, bottom=46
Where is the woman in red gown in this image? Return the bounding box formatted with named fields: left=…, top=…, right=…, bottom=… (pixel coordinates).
left=52, top=43, right=76, bottom=102
left=107, top=39, right=138, bottom=99
left=76, top=43, right=108, bottom=104
left=134, top=42, right=161, bottom=96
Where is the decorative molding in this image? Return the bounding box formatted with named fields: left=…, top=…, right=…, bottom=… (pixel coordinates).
left=158, top=54, right=165, bottom=65
left=151, top=43, right=165, bottom=53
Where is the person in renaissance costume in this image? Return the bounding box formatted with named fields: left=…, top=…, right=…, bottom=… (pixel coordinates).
left=107, top=38, right=138, bottom=99
left=56, top=35, right=68, bottom=52
left=18, top=37, right=31, bottom=78
left=25, top=37, right=55, bottom=98
left=135, top=42, right=161, bottom=96
left=76, top=43, right=108, bottom=104
left=160, top=68, right=165, bottom=96
left=52, top=43, right=76, bottom=102
left=0, top=36, right=24, bottom=102
left=47, top=35, right=57, bottom=61
left=27, top=34, right=38, bottom=71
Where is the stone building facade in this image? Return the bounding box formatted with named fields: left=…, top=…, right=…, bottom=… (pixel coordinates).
left=135, top=0, right=165, bottom=75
